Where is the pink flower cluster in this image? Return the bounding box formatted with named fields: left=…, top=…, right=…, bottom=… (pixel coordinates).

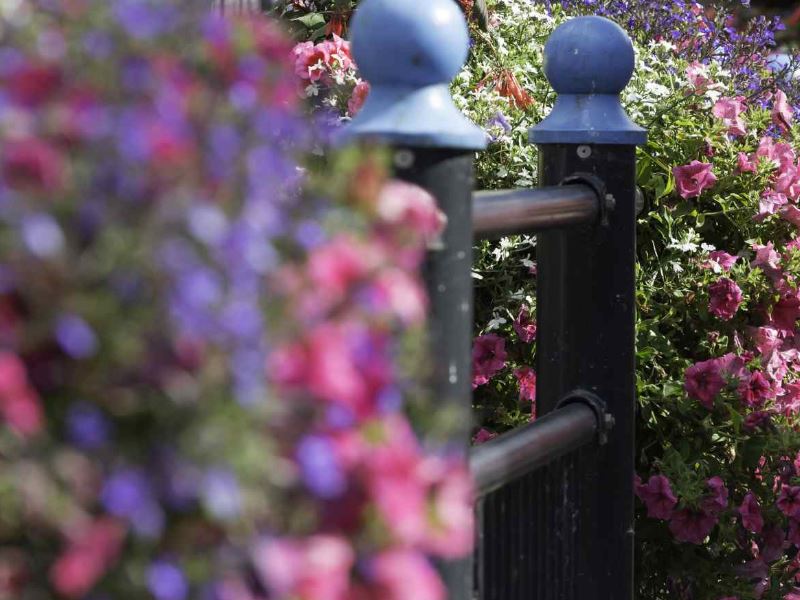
left=292, top=35, right=369, bottom=116
left=266, top=178, right=474, bottom=600
left=635, top=474, right=728, bottom=545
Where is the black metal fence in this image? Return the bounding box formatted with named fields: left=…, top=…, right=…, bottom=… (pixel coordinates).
left=343, top=1, right=647, bottom=598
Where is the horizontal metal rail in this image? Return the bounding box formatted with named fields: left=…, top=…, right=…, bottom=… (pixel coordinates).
left=470, top=403, right=598, bottom=496
left=473, top=184, right=599, bottom=238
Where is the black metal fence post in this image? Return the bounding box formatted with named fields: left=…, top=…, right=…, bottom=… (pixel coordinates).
left=342, top=0, right=487, bottom=596
left=530, top=17, right=647, bottom=600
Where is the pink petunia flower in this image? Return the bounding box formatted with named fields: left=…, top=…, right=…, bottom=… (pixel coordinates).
left=702, top=476, right=729, bottom=516
left=512, top=305, right=537, bottom=343
left=738, top=152, right=757, bottom=173
left=738, top=370, right=774, bottom=407
left=669, top=508, right=718, bottom=544
left=513, top=366, right=537, bottom=418
left=292, top=41, right=330, bottom=82
left=704, top=250, right=738, bottom=272
left=755, top=191, right=788, bottom=221
left=673, top=161, right=717, bottom=199
left=708, top=277, right=743, bottom=321
left=739, top=491, right=764, bottom=533
left=685, top=358, right=726, bottom=409
left=773, top=89, right=794, bottom=133
left=772, top=292, right=800, bottom=333
left=472, top=334, right=507, bottom=388
left=635, top=474, right=678, bottom=520
left=686, top=62, right=711, bottom=94
left=472, top=428, right=497, bottom=445
left=778, top=485, right=800, bottom=519
left=713, top=96, right=747, bottom=136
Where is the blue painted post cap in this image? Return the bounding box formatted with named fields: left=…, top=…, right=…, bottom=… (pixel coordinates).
left=338, top=0, right=487, bottom=150
left=530, top=16, right=647, bottom=146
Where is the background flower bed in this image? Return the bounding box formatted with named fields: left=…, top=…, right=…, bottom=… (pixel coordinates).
left=0, top=1, right=473, bottom=598
left=281, top=0, right=800, bottom=598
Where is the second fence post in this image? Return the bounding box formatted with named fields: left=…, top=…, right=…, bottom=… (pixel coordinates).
left=530, top=16, right=647, bottom=600
left=343, top=0, right=487, bottom=596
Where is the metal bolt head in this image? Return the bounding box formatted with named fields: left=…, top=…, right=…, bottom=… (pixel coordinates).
left=393, top=149, right=415, bottom=169
left=577, top=145, right=592, bottom=159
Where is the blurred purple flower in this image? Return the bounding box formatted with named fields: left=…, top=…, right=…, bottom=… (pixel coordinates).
left=55, top=314, right=98, bottom=359
left=297, top=435, right=346, bottom=499
left=112, top=1, right=178, bottom=40
left=66, top=402, right=111, bottom=449
left=22, top=213, right=64, bottom=258
left=202, top=468, right=241, bottom=520
left=147, top=560, right=189, bottom=600
left=101, top=468, right=164, bottom=537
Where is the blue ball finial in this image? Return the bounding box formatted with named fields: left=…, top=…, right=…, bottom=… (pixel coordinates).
left=530, top=16, right=646, bottom=145
left=339, top=0, right=487, bottom=150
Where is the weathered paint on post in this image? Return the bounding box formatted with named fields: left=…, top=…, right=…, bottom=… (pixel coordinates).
left=342, top=0, right=486, bottom=596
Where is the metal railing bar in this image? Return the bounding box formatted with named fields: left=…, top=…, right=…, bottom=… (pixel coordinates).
left=470, top=403, right=597, bottom=496
left=472, top=184, right=599, bottom=239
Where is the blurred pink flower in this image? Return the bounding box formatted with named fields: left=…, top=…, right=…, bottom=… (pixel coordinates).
left=635, top=474, right=677, bottom=520
left=422, top=460, right=474, bottom=559
left=739, top=491, right=764, bottom=533
left=472, top=428, right=497, bottom=445
left=50, top=518, right=126, bottom=598
left=2, top=138, right=65, bottom=193
left=513, top=305, right=537, bottom=343
left=377, top=181, right=446, bottom=243
left=773, top=89, right=794, bottom=133
left=365, top=416, right=429, bottom=546
left=371, top=268, right=428, bottom=325
left=0, top=352, right=43, bottom=437
left=348, top=80, right=370, bottom=115
left=371, top=550, right=445, bottom=600
left=253, top=535, right=354, bottom=600
left=472, top=334, right=507, bottom=388
left=713, top=96, right=747, bottom=136
left=307, top=235, right=373, bottom=304
left=673, top=161, right=717, bottom=199
left=708, top=277, right=742, bottom=320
